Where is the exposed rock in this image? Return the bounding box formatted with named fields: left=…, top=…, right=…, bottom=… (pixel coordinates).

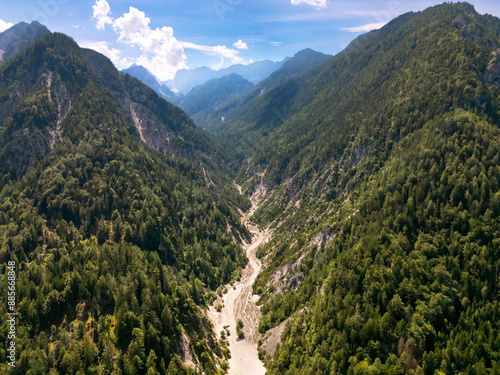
left=269, top=251, right=308, bottom=296
left=454, top=14, right=476, bottom=31
left=180, top=330, right=199, bottom=370
left=485, top=48, right=500, bottom=86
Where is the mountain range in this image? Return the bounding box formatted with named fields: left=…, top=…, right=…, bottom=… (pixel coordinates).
left=166, top=58, right=289, bottom=95
left=0, top=2, right=499, bottom=375
left=0, top=21, right=50, bottom=66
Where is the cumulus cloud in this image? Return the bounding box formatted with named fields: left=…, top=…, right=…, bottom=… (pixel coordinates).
left=79, top=41, right=130, bottom=68
left=181, top=41, right=238, bottom=59
left=291, top=0, right=326, bottom=9
left=112, top=6, right=187, bottom=80
left=0, top=19, right=14, bottom=33
left=181, top=41, right=252, bottom=69
left=91, top=0, right=251, bottom=80
left=233, top=39, right=248, bottom=50
left=92, top=0, right=113, bottom=31
left=342, top=22, right=387, bottom=33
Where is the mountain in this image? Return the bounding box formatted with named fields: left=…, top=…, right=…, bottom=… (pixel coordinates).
left=0, top=32, right=251, bottom=375
left=0, top=21, right=51, bottom=65
left=122, top=64, right=177, bottom=102
left=252, top=48, right=331, bottom=95
left=0, top=34, right=226, bottom=178
left=0, top=2, right=499, bottom=374
left=199, top=48, right=333, bottom=161
left=176, top=73, right=254, bottom=126
left=204, top=3, right=499, bottom=374
left=169, top=58, right=288, bottom=94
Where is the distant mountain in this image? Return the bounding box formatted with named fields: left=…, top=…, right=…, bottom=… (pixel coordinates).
left=122, top=64, right=177, bottom=102
left=200, top=48, right=332, bottom=143
left=176, top=73, right=254, bottom=125
left=0, top=21, right=50, bottom=65
left=168, top=58, right=288, bottom=94
left=252, top=48, right=331, bottom=94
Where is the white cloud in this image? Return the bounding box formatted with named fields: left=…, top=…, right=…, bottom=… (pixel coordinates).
left=181, top=41, right=238, bottom=59
left=181, top=41, right=252, bottom=69
left=233, top=39, right=248, bottom=50
left=269, top=41, right=283, bottom=47
left=291, top=0, right=326, bottom=9
left=92, top=0, right=113, bottom=31
left=0, top=19, right=14, bottom=33
left=79, top=41, right=130, bottom=68
left=342, top=22, right=388, bottom=33
left=90, top=1, right=251, bottom=80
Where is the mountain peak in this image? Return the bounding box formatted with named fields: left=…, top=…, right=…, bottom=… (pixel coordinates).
left=0, top=20, right=51, bottom=65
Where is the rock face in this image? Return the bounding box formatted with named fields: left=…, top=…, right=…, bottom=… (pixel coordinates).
left=0, top=21, right=50, bottom=65
left=0, top=32, right=219, bottom=177
left=485, top=48, right=500, bottom=86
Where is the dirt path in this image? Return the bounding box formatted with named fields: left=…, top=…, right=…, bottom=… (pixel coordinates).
left=208, top=188, right=271, bottom=375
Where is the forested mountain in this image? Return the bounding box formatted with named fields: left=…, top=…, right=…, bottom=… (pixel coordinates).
left=122, top=64, right=177, bottom=102
left=200, top=48, right=333, bottom=160
left=175, top=74, right=254, bottom=128
left=0, top=2, right=499, bottom=375
left=0, top=32, right=251, bottom=374
left=215, top=3, right=500, bottom=374
left=0, top=33, right=227, bottom=178
left=0, top=21, right=50, bottom=66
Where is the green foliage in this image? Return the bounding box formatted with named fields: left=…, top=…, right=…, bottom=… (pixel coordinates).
left=230, top=3, right=500, bottom=374
left=261, top=111, right=500, bottom=374
left=0, top=32, right=251, bottom=375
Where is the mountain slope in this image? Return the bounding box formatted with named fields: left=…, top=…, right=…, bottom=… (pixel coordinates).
left=0, top=33, right=225, bottom=178
left=122, top=64, right=177, bottom=102
left=232, top=2, right=500, bottom=190
left=176, top=73, right=254, bottom=127
left=0, top=21, right=50, bottom=66
left=0, top=32, right=250, bottom=375
left=262, top=109, right=500, bottom=374
left=220, top=3, right=500, bottom=374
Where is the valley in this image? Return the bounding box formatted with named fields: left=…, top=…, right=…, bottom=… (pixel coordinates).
left=208, top=186, right=271, bottom=375
left=0, top=2, right=499, bottom=374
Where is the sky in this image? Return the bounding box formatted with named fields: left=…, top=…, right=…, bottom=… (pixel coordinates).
left=1, top=0, right=500, bottom=82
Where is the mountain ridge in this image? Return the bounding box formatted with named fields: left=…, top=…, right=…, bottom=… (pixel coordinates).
left=0, top=21, right=50, bottom=66
left=167, top=58, right=289, bottom=94
left=0, top=31, right=252, bottom=374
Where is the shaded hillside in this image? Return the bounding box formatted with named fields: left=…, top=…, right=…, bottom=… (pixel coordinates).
left=222, top=3, right=500, bottom=374
left=176, top=74, right=254, bottom=127
left=0, top=21, right=50, bottom=66
left=0, top=32, right=250, bottom=375
left=202, top=48, right=333, bottom=160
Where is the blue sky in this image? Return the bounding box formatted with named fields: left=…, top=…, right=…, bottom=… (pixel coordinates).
left=1, top=0, right=500, bottom=81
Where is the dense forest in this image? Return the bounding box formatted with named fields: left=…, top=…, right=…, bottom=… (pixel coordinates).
left=0, top=2, right=499, bottom=375
left=0, top=32, right=249, bottom=374
left=257, top=110, right=500, bottom=374
left=221, top=3, right=500, bottom=374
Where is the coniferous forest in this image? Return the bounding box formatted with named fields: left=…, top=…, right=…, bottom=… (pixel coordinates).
left=0, top=2, right=499, bottom=374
